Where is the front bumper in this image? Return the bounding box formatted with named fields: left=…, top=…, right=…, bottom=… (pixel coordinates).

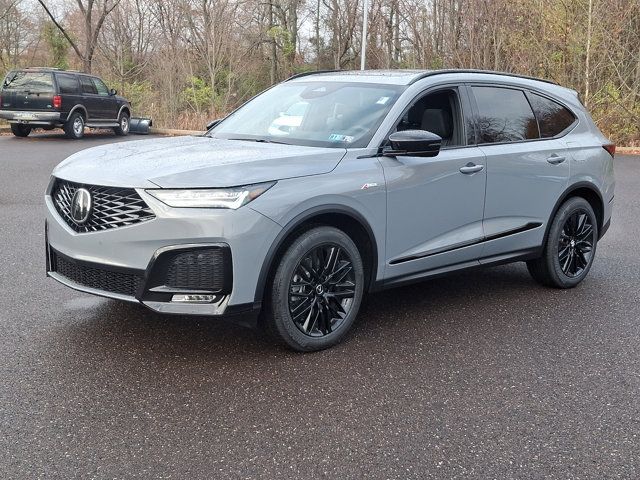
left=0, top=110, right=61, bottom=125
left=45, top=187, right=282, bottom=317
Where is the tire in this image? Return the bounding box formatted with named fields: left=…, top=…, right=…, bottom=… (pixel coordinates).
left=64, top=112, right=85, bottom=139
left=114, top=111, right=130, bottom=136
left=10, top=124, right=31, bottom=137
left=264, top=226, right=365, bottom=351
left=527, top=197, right=598, bottom=288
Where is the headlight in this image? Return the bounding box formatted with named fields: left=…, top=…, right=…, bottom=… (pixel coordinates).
left=146, top=182, right=275, bottom=209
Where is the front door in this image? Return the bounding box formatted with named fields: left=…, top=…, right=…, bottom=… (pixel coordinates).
left=91, top=77, right=118, bottom=120
left=382, top=86, right=487, bottom=283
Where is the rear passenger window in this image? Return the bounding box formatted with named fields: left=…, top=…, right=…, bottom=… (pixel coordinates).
left=472, top=86, right=539, bottom=143
left=528, top=93, right=576, bottom=137
left=56, top=74, right=78, bottom=94
left=80, top=76, right=97, bottom=95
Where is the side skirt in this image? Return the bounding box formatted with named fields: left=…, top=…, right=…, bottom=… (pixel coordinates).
left=373, top=247, right=541, bottom=292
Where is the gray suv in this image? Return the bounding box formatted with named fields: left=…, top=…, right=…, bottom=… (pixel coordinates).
left=45, top=70, right=615, bottom=351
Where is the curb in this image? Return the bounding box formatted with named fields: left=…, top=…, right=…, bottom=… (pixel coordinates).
left=149, top=127, right=202, bottom=136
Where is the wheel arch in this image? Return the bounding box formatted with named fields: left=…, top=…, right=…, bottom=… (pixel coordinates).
left=117, top=104, right=131, bottom=119
left=544, top=181, right=605, bottom=244
left=67, top=105, right=88, bottom=121
left=254, top=205, right=379, bottom=304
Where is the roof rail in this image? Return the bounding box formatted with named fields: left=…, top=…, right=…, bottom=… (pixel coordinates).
left=286, top=70, right=342, bottom=81
left=408, top=69, right=558, bottom=86
left=24, top=66, right=63, bottom=71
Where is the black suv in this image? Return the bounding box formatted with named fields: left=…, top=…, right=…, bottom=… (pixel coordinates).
left=0, top=68, right=131, bottom=139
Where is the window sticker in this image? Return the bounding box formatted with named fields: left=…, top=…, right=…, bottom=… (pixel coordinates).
left=328, top=134, right=354, bottom=143
left=376, top=96, right=390, bottom=105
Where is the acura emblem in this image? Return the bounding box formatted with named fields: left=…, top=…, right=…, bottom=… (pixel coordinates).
left=71, top=188, right=92, bottom=224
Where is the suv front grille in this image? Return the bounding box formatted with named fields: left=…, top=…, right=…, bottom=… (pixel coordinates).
left=50, top=249, right=143, bottom=298
left=52, top=179, right=155, bottom=233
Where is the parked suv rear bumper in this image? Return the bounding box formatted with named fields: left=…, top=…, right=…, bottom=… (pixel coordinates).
left=0, top=110, right=61, bottom=124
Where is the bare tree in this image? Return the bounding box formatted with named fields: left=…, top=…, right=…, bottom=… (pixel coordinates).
left=36, top=0, right=122, bottom=72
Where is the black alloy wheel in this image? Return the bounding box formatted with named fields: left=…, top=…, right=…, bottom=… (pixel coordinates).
left=288, top=243, right=356, bottom=337
left=527, top=196, right=598, bottom=288
left=557, top=209, right=595, bottom=277
left=265, top=226, right=365, bottom=351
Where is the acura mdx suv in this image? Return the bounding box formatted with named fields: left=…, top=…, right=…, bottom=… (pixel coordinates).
left=45, top=70, right=615, bottom=351
left=1, top=68, right=131, bottom=139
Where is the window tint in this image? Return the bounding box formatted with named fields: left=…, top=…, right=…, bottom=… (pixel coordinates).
left=56, top=74, right=79, bottom=94
left=80, top=76, right=97, bottom=94
left=528, top=93, right=575, bottom=137
left=396, top=89, right=464, bottom=147
left=473, top=86, right=539, bottom=143
left=92, top=77, right=109, bottom=96
left=2, top=71, right=53, bottom=93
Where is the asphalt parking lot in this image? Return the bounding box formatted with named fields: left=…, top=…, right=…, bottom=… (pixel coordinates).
left=1, top=131, right=639, bottom=479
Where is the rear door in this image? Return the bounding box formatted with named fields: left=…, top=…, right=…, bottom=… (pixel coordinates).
left=1, top=70, right=55, bottom=113
left=54, top=73, right=81, bottom=117
left=469, top=85, right=571, bottom=260
left=78, top=75, right=102, bottom=120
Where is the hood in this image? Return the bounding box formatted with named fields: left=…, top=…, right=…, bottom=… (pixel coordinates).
left=53, top=136, right=347, bottom=188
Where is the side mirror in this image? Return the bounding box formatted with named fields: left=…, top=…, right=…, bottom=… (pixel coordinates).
left=109, top=88, right=117, bottom=96
left=206, top=119, right=222, bottom=130
left=384, top=129, right=442, bottom=157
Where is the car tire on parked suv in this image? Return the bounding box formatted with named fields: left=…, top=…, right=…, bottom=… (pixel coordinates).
left=264, top=226, right=365, bottom=351
left=527, top=197, right=599, bottom=289
left=64, top=111, right=85, bottom=139
left=10, top=124, right=31, bottom=137
left=114, top=111, right=130, bottom=136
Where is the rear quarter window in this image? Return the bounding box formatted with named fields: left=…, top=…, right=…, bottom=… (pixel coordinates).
left=2, top=71, right=54, bottom=93
left=472, top=86, right=539, bottom=143
left=527, top=93, right=576, bottom=137
left=56, top=73, right=79, bottom=94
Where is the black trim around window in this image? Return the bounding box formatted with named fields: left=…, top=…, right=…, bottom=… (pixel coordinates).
left=465, top=81, right=579, bottom=147
left=378, top=82, right=475, bottom=152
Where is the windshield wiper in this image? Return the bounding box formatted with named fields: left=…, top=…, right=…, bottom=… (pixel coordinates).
left=227, top=137, right=290, bottom=145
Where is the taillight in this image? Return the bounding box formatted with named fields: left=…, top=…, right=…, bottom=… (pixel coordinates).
left=53, top=95, right=62, bottom=109
left=602, top=144, right=616, bottom=157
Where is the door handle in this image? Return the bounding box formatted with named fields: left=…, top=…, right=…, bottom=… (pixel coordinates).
left=547, top=154, right=566, bottom=165
left=459, top=163, right=484, bottom=174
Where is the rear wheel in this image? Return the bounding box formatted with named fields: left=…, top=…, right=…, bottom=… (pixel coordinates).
left=114, top=112, right=130, bottom=136
left=64, top=112, right=85, bottom=139
left=264, top=226, right=365, bottom=351
left=527, top=197, right=598, bottom=288
left=10, top=124, right=31, bottom=137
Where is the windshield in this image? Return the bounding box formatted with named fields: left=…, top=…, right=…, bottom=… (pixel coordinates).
left=209, top=81, right=405, bottom=148
left=2, top=71, right=54, bottom=93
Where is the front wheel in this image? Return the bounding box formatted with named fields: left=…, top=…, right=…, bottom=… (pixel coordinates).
left=10, top=124, right=31, bottom=137
left=114, top=112, right=130, bottom=136
left=264, top=226, right=365, bottom=351
left=527, top=197, right=598, bottom=288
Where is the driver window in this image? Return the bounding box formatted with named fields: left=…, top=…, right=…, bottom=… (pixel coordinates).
left=396, top=89, right=464, bottom=148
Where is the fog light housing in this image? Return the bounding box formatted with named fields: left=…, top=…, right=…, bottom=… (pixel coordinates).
left=171, top=294, right=215, bottom=303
